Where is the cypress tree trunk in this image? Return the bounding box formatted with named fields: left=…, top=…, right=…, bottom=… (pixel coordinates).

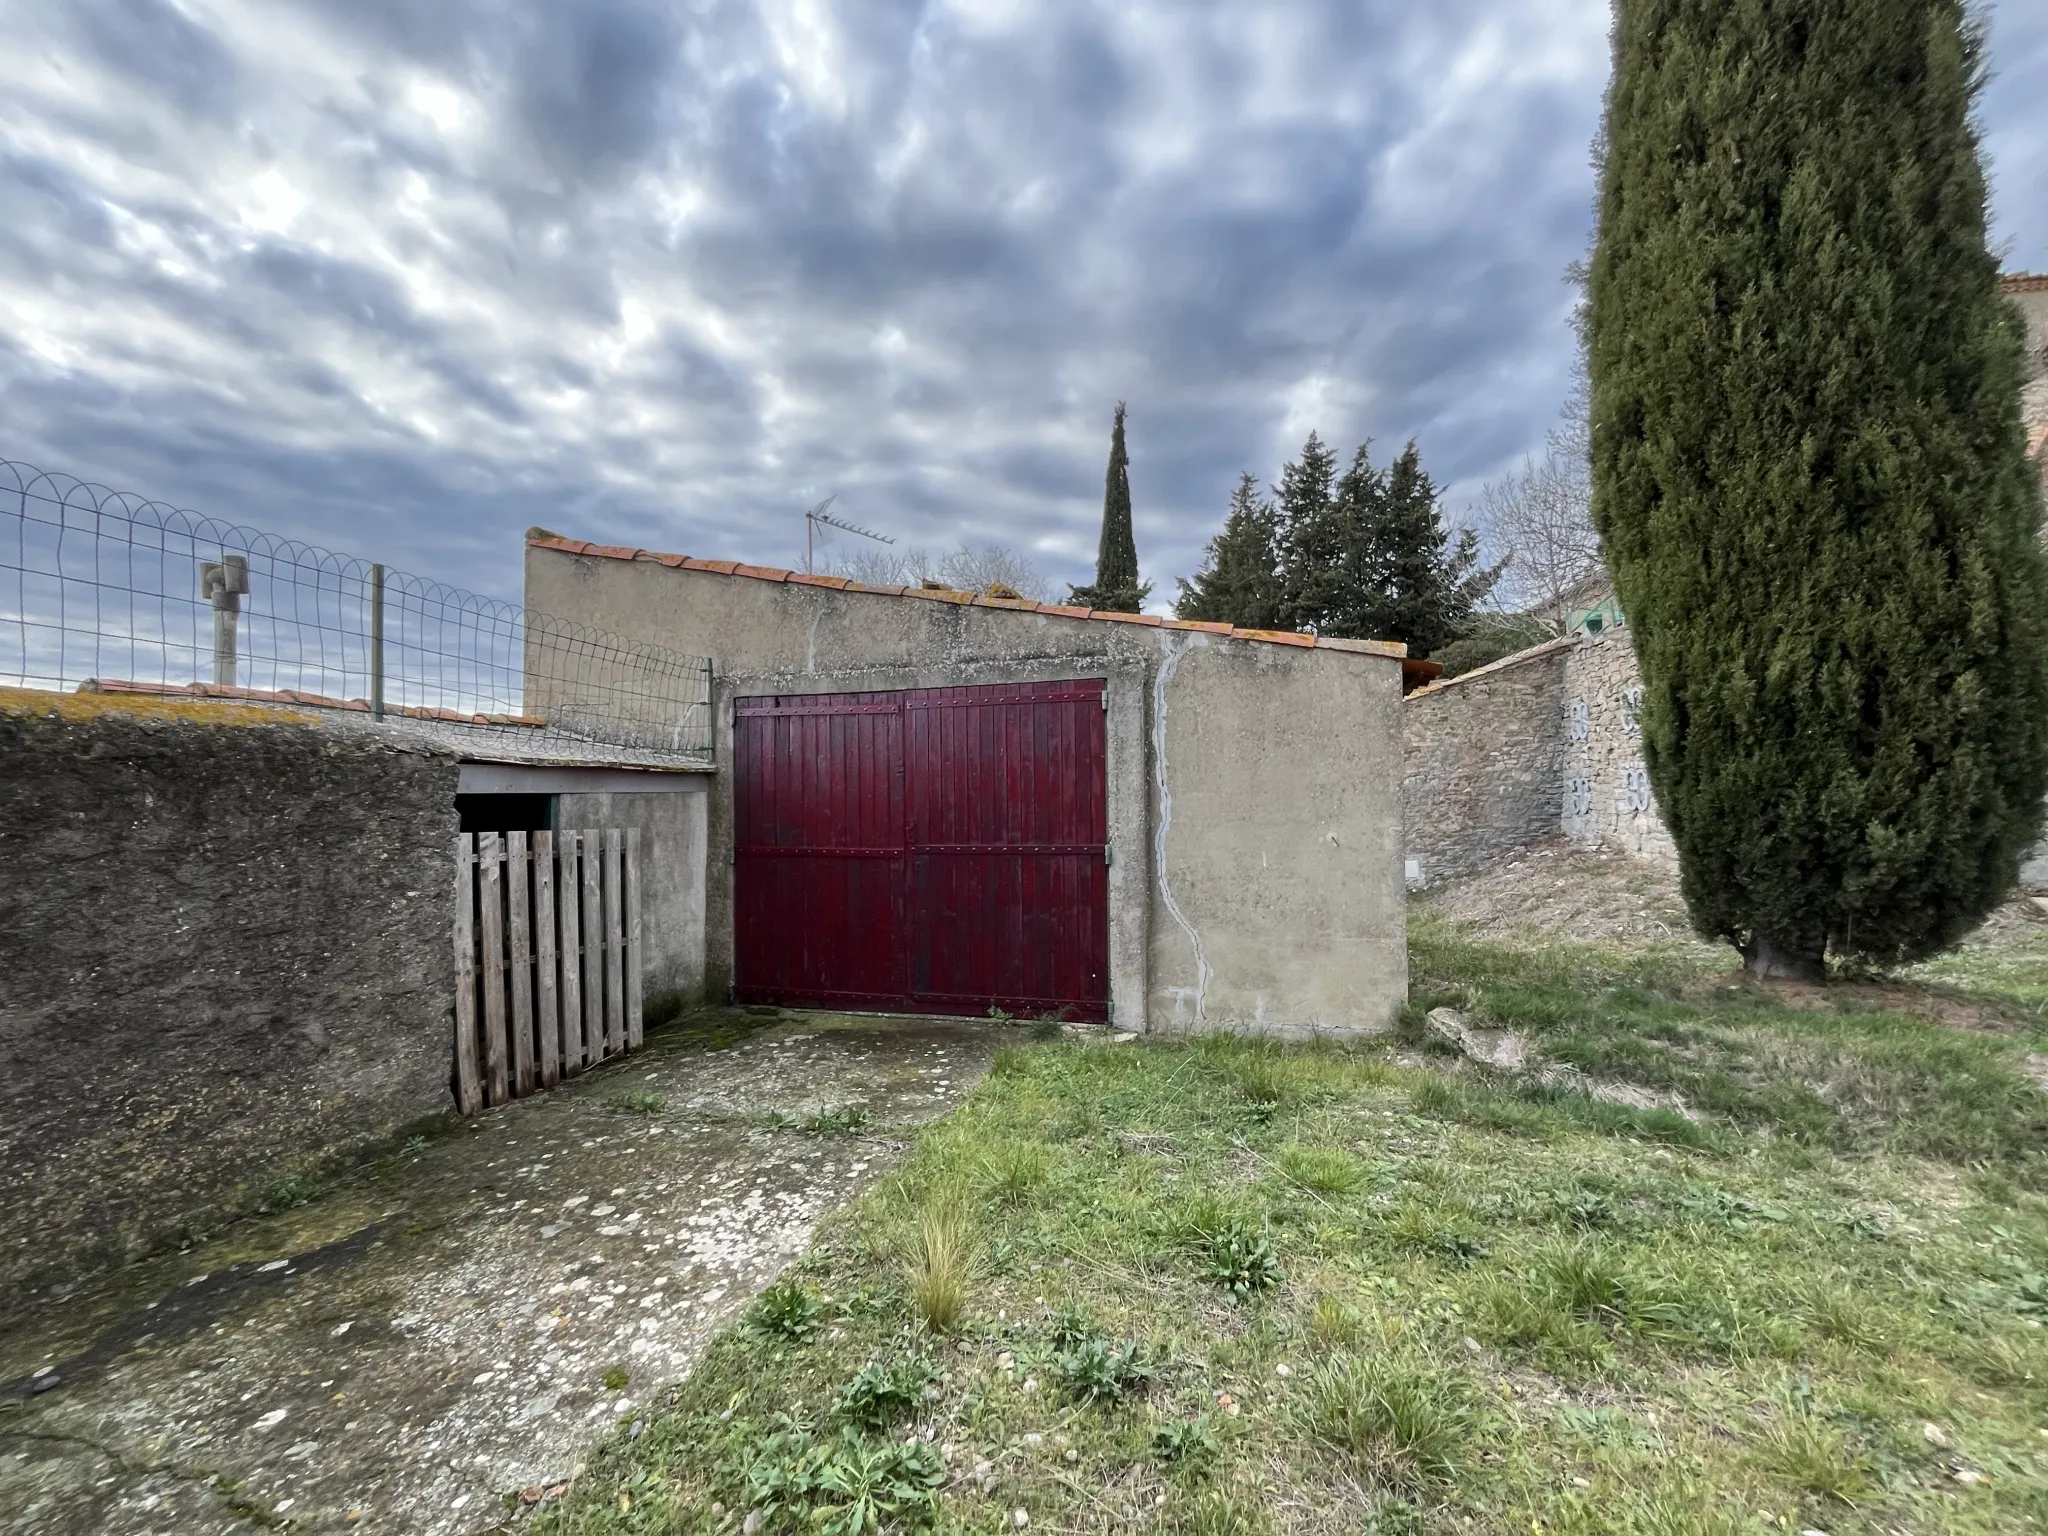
left=1590, top=0, right=2048, bottom=977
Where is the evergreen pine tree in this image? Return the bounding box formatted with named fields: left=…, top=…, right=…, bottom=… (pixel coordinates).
left=1273, top=431, right=1345, bottom=630
left=1367, top=440, right=1503, bottom=655
left=1174, top=473, right=1286, bottom=627
left=1590, top=0, right=2048, bottom=977
left=1067, top=402, right=1151, bottom=612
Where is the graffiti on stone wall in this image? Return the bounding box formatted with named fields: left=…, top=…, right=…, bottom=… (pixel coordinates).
left=1619, top=763, right=1653, bottom=817
left=1566, top=699, right=1589, bottom=741
left=1565, top=775, right=1592, bottom=823
left=1620, top=686, right=1643, bottom=736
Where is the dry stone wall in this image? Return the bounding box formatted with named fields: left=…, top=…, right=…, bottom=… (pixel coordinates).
left=1400, top=639, right=1574, bottom=888
left=1402, top=629, right=1676, bottom=885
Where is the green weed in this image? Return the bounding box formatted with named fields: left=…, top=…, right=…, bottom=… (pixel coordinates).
left=1150, top=1415, right=1220, bottom=1473
left=831, top=1356, right=936, bottom=1431
left=1195, top=1216, right=1283, bottom=1299
left=804, top=1103, right=873, bottom=1137
left=749, top=1276, right=824, bottom=1342
left=600, top=1089, right=665, bottom=1115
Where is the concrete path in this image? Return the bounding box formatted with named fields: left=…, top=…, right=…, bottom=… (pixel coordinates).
left=0, top=1011, right=1002, bottom=1535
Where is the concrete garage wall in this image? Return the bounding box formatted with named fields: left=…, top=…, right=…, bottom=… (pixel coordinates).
left=525, top=536, right=1409, bottom=1039
left=0, top=688, right=460, bottom=1312
left=1401, top=638, right=1574, bottom=888
left=556, top=787, right=710, bottom=1013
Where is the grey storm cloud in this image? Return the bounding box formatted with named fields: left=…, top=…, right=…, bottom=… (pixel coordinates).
left=0, top=0, right=2044, bottom=605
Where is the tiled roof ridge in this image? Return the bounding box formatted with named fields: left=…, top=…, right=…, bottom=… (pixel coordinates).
left=526, top=533, right=1408, bottom=660
left=2002, top=271, right=2048, bottom=294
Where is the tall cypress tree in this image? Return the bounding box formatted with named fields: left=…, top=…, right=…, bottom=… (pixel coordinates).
left=1590, top=0, right=2048, bottom=978
left=1068, top=402, right=1151, bottom=612
left=1175, top=473, right=1286, bottom=627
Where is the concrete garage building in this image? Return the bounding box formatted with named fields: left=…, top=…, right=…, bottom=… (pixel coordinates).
left=524, top=532, right=1414, bottom=1039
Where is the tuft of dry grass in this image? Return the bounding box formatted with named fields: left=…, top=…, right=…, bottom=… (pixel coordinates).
left=903, top=1198, right=973, bottom=1333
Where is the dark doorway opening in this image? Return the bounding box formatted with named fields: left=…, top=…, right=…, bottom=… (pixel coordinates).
left=455, top=793, right=554, bottom=834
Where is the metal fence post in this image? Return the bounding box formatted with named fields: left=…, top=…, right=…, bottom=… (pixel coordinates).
left=369, top=562, right=385, bottom=719
left=200, top=553, right=247, bottom=688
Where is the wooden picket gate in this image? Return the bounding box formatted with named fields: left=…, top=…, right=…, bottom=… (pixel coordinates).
left=453, top=828, right=643, bottom=1114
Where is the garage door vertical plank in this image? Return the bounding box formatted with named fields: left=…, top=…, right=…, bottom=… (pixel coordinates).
left=534, top=829, right=560, bottom=1088
left=453, top=833, right=480, bottom=1116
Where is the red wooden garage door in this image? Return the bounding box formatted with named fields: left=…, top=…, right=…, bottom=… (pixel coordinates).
left=734, top=679, right=1109, bottom=1021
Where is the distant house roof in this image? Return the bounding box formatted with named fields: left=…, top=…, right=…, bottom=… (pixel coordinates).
left=526, top=533, right=1442, bottom=685
left=2004, top=272, right=2048, bottom=295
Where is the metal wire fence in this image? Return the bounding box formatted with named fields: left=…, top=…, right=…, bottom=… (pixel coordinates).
left=1, top=459, right=712, bottom=762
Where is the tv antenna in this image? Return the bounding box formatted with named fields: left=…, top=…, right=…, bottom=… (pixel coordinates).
left=804, top=495, right=894, bottom=574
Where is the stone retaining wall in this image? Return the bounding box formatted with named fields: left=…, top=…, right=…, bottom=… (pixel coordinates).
left=0, top=689, right=461, bottom=1313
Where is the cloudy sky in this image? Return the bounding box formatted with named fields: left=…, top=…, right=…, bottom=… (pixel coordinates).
left=2, top=0, right=2044, bottom=608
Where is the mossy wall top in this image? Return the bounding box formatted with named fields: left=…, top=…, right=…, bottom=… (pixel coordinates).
left=0, top=689, right=460, bottom=1312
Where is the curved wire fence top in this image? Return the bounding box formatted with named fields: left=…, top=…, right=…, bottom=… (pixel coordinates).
left=0, top=459, right=712, bottom=762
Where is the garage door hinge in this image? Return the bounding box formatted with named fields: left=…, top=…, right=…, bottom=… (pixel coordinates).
left=1104, top=843, right=1112, bottom=866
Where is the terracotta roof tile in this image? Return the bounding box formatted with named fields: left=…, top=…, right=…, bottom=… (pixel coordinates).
left=2002, top=272, right=2048, bottom=294
left=526, top=534, right=1406, bottom=659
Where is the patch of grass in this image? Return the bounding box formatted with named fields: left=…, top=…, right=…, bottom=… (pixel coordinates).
left=1273, top=1142, right=1364, bottom=1195
left=1292, top=1352, right=1479, bottom=1488
left=530, top=916, right=2048, bottom=1536
left=1409, top=910, right=2048, bottom=1167
left=978, top=1140, right=1057, bottom=1206
left=599, top=1366, right=629, bottom=1392
left=600, top=1088, right=665, bottom=1115
left=1753, top=1403, right=1876, bottom=1506
left=902, top=1200, right=971, bottom=1333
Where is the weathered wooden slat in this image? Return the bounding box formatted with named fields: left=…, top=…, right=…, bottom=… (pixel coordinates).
left=603, top=828, right=625, bottom=1057
left=479, top=831, right=509, bottom=1106
left=534, top=829, right=560, bottom=1088
left=453, top=833, right=481, bottom=1116
left=624, top=826, right=644, bottom=1050
left=508, top=829, right=535, bottom=1097
left=580, top=830, right=605, bottom=1066
left=558, top=831, right=584, bottom=1075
